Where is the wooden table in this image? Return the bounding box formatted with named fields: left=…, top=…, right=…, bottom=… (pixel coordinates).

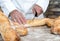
left=0, top=26, right=60, bottom=41
left=21, top=26, right=60, bottom=41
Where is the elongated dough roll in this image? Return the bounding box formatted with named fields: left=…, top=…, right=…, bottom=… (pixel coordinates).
left=27, top=18, right=46, bottom=27
left=0, top=11, right=20, bottom=41
left=12, top=22, right=28, bottom=36
left=27, top=18, right=54, bottom=27
left=51, top=18, right=60, bottom=35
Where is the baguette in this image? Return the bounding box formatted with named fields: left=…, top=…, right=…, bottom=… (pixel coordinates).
left=12, top=22, right=28, bottom=36
left=51, top=18, right=60, bottom=34
left=27, top=18, right=54, bottom=27
left=0, top=11, right=20, bottom=41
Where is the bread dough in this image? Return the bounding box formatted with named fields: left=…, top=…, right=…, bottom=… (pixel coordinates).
left=0, top=11, right=20, bottom=41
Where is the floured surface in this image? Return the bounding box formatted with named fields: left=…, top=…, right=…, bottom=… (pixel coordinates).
left=21, top=26, right=60, bottom=41
left=0, top=26, right=60, bottom=41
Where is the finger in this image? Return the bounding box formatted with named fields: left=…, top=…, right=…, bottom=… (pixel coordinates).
left=13, top=11, right=23, bottom=24
left=17, top=12, right=27, bottom=24
left=10, top=14, right=17, bottom=22
left=19, top=13, right=26, bottom=23
left=14, top=11, right=27, bottom=24
left=15, top=11, right=25, bottom=24
left=14, top=14, right=22, bottom=24
left=17, top=14, right=26, bottom=24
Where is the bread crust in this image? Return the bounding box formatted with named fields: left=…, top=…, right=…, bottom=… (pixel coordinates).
left=0, top=11, right=20, bottom=41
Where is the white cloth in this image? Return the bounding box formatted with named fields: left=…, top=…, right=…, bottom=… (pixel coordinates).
left=0, top=0, right=49, bottom=19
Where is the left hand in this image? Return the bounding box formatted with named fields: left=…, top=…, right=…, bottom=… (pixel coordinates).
left=32, top=4, right=43, bottom=16
left=10, top=10, right=26, bottom=24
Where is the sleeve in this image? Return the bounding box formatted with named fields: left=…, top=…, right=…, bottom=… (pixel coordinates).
left=36, top=0, right=49, bottom=13
left=0, top=0, right=17, bottom=17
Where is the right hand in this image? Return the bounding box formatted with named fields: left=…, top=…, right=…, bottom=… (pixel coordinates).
left=32, top=4, right=43, bottom=16
left=10, top=10, right=27, bottom=24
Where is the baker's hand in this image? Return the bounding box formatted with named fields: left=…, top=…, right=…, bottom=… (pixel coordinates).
left=32, top=4, right=43, bottom=16
left=10, top=10, right=26, bottom=24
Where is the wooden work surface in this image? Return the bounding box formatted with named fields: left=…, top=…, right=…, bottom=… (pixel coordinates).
left=21, top=26, right=60, bottom=41
left=0, top=26, right=60, bottom=41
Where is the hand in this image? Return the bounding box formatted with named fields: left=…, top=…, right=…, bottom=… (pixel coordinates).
left=10, top=10, right=26, bottom=24
left=32, top=4, right=43, bottom=16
